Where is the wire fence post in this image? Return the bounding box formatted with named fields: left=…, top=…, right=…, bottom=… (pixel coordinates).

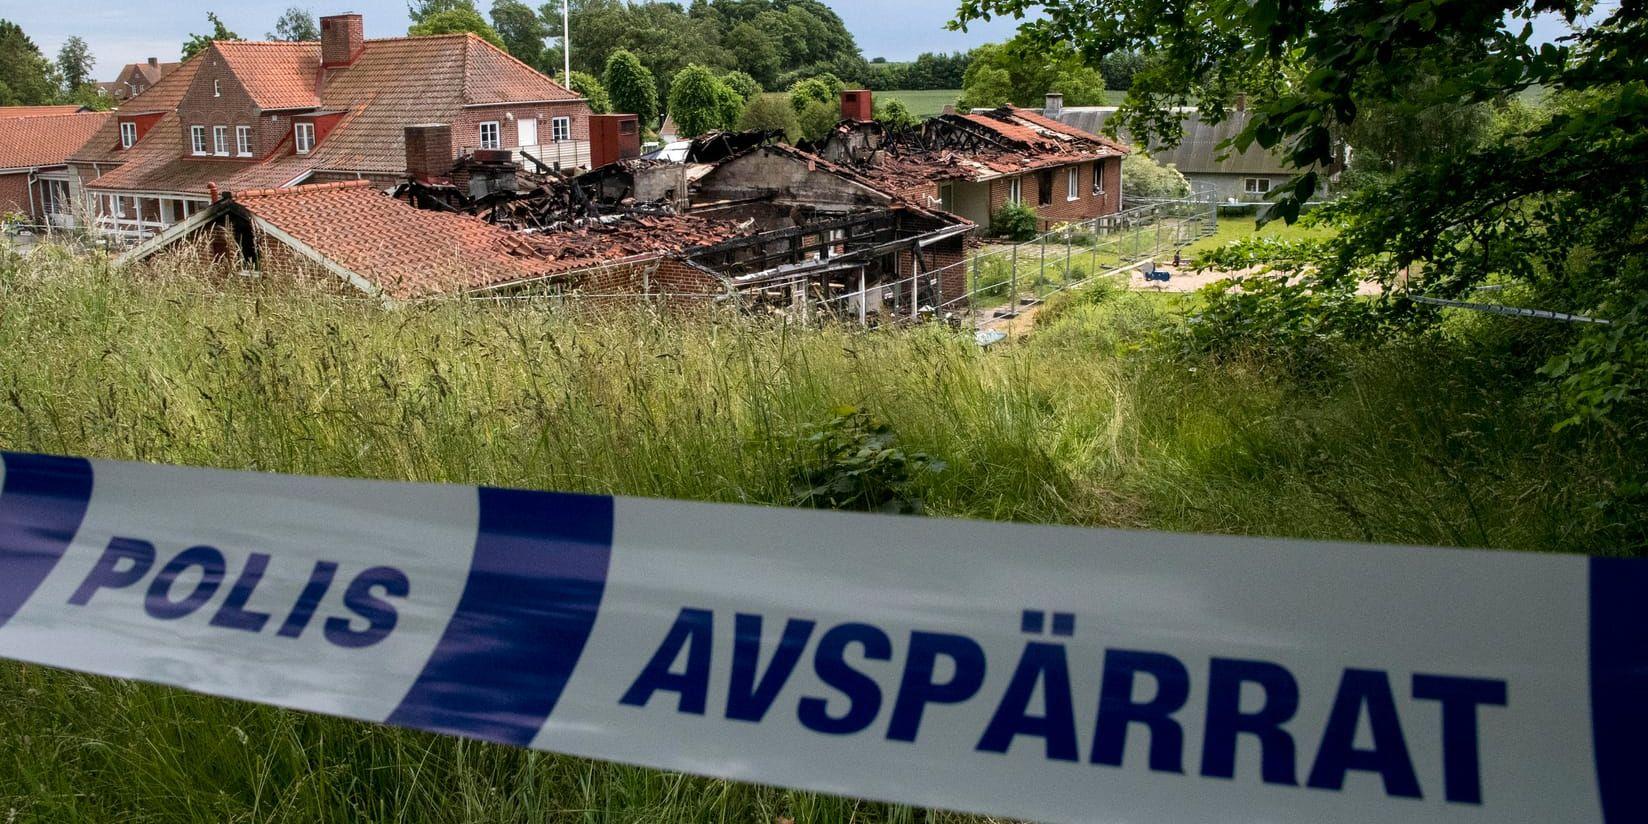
left=1063, top=224, right=1072, bottom=284
left=1038, top=231, right=1047, bottom=302
left=1010, top=242, right=1019, bottom=314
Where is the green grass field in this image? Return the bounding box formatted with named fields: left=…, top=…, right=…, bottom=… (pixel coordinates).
left=873, top=89, right=1128, bottom=117
left=0, top=242, right=1636, bottom=821
left=1182, top=214, right=1339, bottom=257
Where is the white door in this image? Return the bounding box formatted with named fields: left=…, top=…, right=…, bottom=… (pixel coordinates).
left=517, top=118, right=537, bottom=148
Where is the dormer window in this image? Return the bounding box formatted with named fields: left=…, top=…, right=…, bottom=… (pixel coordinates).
left=479, top=121, right=500, bottom=150
left=213, top=126, right=229, bottom=156
left=190, top=125, right=207, bottom=156
left=295, top=122, right=316, bottom=154
left=236, top=126, right=253, bottom=157
left=120, top=122, right=138, bottom=149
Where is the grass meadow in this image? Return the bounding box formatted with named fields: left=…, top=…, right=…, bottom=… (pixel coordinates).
left=0, top=241, right=1638, bottom=822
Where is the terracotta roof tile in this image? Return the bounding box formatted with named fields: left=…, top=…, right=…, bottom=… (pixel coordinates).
left=0, top=105, right=87, bottom=119
left=0, top=112, right=114, bottom=169
left=215, top=41, right=323, bottom=110
left=71, top=56, right=203, bottom=166
left=232, top=181, right=555, bottom=299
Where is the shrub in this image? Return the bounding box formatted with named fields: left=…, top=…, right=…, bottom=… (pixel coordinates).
left=739, top=95, right=801, bottom=142
left=720, top=70, right=762, bottom=103
left=604, top=49, right=659, bottom=127
left=989, top=202, right=1039, bottom=241
left=789, top=406, right=945, bottom=514
left=795, top=99, right=840, bottom=141
left=1122, top=152, right=1191, bottom=199
left=875, top=98, right=916, bottom=129
left=568, top=71, right=610, bottom=114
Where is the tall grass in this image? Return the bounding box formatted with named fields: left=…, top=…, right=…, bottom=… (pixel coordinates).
left=0, top=243, right=1636, bottom=822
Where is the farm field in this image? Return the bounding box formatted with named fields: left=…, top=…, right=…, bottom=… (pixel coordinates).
left=0, top=244, right=1634, bottom=822
left=874, top=89, right=1128, bottom=117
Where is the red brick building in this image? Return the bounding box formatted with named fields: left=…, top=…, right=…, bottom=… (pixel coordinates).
left=99, top=58, right=182, bottom=104
left=813, top=102, right=1128, bottom=232
left=69, top=12, right=592, bottom=242
left=0, top=110, right=113, bottom=228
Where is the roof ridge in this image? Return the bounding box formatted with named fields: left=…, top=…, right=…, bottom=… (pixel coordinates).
left=233, top=180, right=376, bottom=200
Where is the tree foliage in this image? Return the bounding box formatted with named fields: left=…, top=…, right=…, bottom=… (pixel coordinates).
left=952, top=0, right=1648, bottom=433
left=55, top=36, right=95, bottom=96
left=1121, top=152, right=1189, bottom=198
left=603, top=48, right=658, bottom=126
left=865, top=51, right=971, bottom=91
left=670, top=64, right=740, bottom=137
left=408, top=0, right=478, bottom=24
left=568, top=70, right=609, bottom=113
left=795, top=99, right=839, bottom=141
left=739, top=93, right=801, bottom=142
left=410, top=6, right=507, bottom=49
left=268, top=7, right=319, bottom=41
left=182, top=13, right=241, bottom=61
left=788, top=76, right=834, bottom=113
left=490, top=0, right=547, bottom=66
left=958, top=35, right=1107, bottom=110
left=875, top=98, right=916, bottom=129
left=720, top=70, right=762, bottom=104
left=0, top=21, right=55, bottom=106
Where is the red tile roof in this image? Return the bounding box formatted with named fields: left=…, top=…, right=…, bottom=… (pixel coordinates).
left=85, top=34, right=583, bottom=197
left=215, top=41, right=323, bottom=110
left=71, top=56, right=204, bottom=166
left=0, top=105, right=87, bottom=119
left=0, top=112, right=114, bottom=170
left=231, top=181, right=556, bottom=299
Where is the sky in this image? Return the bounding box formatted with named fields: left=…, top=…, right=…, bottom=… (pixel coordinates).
left=6, top=0, right=1026, bottom=79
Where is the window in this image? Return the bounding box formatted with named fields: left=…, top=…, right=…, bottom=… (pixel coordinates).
left=938, top=182, right=955, bottom=212
left=1067, top=167, right=1080, bottom=201
left=213, top=126, right=229, bottom=156
left=190, top=125, right=207, bottom=155
left=294, top=122, right=315, bottom=154
left=551, top=116, right=571, bottom=142
left=479, top=121, right=500, bottom=149
left=1037, top=170, right=1054, bottom=205
left=236, top=126, right=253, bottom=157
left=213, top=79, right=221, bottom=97
left=1245, top=177, right=1271, bottom=194
left=1008, top=177, right=1022, bottom=204
left=1093, top=163, right=1106, bottom=196
left=119, top=121, right=138, bottom=148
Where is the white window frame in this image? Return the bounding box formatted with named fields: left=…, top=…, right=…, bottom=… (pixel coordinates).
left=551, top=115, right=571, bottom=142
left=1093, top=162, right=1105, bottom=196
left=212, top=125, right=229, bottom=156
left=236, top=125, right=253, bottom=157
left=119, top=121, right=138, bottom=148
left=295, top=122, right=316, bottom=154
left=1245, top=177, right=1270, bottom=194
left=213, top=79, right=221, bottom=98
left=190, top=125, right=207, bottom=155
left=1008, top=177, right=1023, bottom=204
left=1067, top=167, right=1080, bottom=201
left=479, top=120, right=501, bottom=150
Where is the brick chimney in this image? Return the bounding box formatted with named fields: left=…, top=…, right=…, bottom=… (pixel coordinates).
left=1044, top=92, right=1064, bottom=117
left=404, top=124, right=453, bottom=181
left=147, top=57, right=159, bottom=68
left=321, top=14, right=365, bottom=68
left=841, top=89, right=873, bottom=122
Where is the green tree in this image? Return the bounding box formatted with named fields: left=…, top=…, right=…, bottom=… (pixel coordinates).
left=957, top=37, right=1107, bottom=110
left=268, top=7, right=319, bottom=41
left=490, top=0, right=547, bottom=65
left=875, top=98, right=915, bottom=129
left=410, top=7, right=507, bottom=49
left=669, top=64, right=735, bottom=136
left=182, top=13, right=241, bottom=61
left=795, top=98, right=838, bottom=141
left=55, top=36, right=95, bottom=96
left=568, top=70, right=609, bottom=113
left=788, top=76, right=833, bottom=113
left=1098, top=51, right=1143, bottom=91
left=408, top=0, right=476, bottom=24
left=0, top=21, right=56, bottom=106
left=1121, top=152, right=1189, bottom=198
left=739, top=93, right=800, bottom=141
left=719, top=70, right=761, bottom=103
left=603, top=48, right=658, bottom=126
left=957, top=64, right=1011, bottom=110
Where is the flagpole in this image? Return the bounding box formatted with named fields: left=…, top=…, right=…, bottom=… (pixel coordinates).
left=562, top=0, right=571, bottom=84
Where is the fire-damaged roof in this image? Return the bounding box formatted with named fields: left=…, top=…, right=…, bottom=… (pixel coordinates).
left=115, top=180, right=756, bottom=301
left=810, top=105, right=1128, bottom=196
left=79, top=33, right=580, bottom=197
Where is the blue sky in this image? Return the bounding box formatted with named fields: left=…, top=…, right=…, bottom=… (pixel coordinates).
left=9, top=1, right=1025, bottom=79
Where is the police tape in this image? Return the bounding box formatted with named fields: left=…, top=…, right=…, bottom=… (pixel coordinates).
left=0, top=450, right=1641, bottom=823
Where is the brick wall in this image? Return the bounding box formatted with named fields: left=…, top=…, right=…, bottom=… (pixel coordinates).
left=982, top=158, right=1124, bottom=230
left=0, top=173, right=35, bottom=222
left=176, top=52, right=287, bottom=160
left=454, top=101, right=594, bottom=152
left=561, top=255, right=726, bottom=301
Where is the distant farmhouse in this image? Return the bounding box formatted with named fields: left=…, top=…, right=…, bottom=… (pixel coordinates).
left=1043, top=98, right=1302, bottom=202
left=100, top=58, right=182, bottom=104
left=69, top=13, right=594, bottom=242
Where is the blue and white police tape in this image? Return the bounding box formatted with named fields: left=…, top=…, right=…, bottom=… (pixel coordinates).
left=0, top=450, right=1642, bottom=823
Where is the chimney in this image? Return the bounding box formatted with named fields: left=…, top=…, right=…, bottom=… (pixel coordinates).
left=589, top=113, right=640, bottom=167
left=320, top=14, right=365, bottom=68
left=208, top=182, right=219, bottom=203
left=1044, top=92, right=1064, bottom=117
left=147, top=57, right=159, bottom=68
left=841, top=89, right=873, bottom=122
left=404, top=124, right=453, bottom=182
